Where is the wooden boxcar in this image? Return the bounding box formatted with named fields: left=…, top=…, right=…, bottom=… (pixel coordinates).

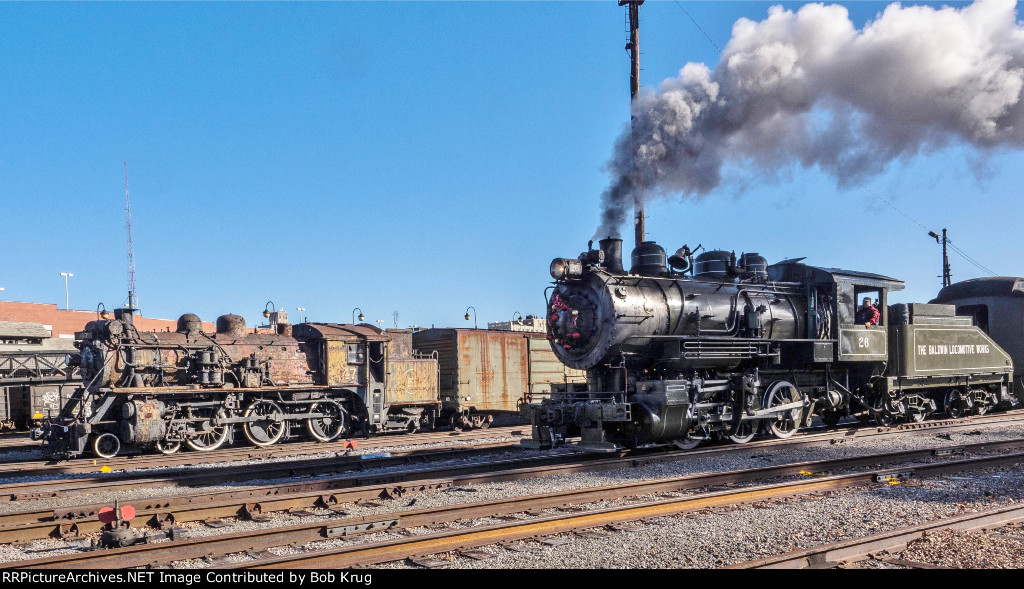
left=412, top=327, right=586, bottom=428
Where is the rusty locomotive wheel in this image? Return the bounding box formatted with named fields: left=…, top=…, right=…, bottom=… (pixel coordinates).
left=244, top=400, right=286, bottom=447
left=155, top=439, right=181, bottom=454
left=92, top=432, right=121, bottom=459
left=306, top=400, right=348, bottom=442
left=185, top=407, right=230, bottom=452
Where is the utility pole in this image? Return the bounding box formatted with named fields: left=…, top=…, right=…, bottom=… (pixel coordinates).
left=124, top=161, right=137, bottom=310
left=620, top=0, right=645, bottom=248
left=928, top=229, right=952, bottom=288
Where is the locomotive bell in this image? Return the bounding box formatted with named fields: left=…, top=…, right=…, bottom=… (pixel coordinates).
left=668, top=246, right=693, bottom=272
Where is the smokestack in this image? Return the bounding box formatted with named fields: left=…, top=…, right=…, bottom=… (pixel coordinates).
left=599, top=237, right=625, bottom=273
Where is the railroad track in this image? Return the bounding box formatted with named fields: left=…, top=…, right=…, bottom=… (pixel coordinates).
left=0, top=425, right=528, bottom=477
left=0, top=440, right=530, bottom=502
left=8, top=439, right=1024, bottom=568
left=0, top=434, right=31, bottom=449
left=0, top=407, right=1013, bottom=503
left=727, top=503, right=1024, bottom=569
left=0, top=411, right=1022, bottom=547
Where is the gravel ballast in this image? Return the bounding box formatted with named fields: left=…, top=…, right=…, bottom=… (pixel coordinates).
left=3, top=423, right=1024, bottom=566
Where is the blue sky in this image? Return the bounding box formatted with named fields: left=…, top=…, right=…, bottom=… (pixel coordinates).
left=0, top=1, right=1017, bottom=329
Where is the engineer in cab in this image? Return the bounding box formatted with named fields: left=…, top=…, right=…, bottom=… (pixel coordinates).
left=855, top=297, right=880, bottom=327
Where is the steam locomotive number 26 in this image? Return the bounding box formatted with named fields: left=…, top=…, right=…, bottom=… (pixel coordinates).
left=522, top=237, right=1020, bottom=451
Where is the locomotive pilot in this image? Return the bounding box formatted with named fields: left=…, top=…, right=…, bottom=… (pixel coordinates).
left=855, top=297, right=880, bottom=326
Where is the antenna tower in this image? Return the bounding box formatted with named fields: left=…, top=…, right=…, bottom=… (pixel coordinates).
left=124, top=161, right=137, bottom=309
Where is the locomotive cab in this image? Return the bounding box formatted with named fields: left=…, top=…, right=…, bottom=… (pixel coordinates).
left=767, top=262, right=903, bottom=362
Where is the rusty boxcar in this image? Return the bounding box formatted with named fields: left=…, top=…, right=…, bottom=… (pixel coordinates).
left=412, top=327, right=586, bottom=428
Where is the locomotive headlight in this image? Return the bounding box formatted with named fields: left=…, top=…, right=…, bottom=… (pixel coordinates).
left=550, top=258, right=583, bottom=280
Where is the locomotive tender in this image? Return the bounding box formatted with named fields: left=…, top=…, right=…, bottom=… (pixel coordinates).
left=522, top=237, right=1018, bottom=451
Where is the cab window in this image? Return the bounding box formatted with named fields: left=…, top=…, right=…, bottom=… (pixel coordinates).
left=853, top=288, right=883, bottom=326
left=348, top=344, right=366, bottom=364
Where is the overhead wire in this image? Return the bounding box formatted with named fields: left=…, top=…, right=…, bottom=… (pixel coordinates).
left=862, top=186, right=997, bottom=277
left=673, top=1, right=722, bottom=54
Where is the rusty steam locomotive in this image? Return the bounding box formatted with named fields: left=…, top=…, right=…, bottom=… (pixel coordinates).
left=33, top=308, right=442, bottom=458
left=32, top=304, right=584, bottom=459
left=522, top=237, right=1020, bottom=451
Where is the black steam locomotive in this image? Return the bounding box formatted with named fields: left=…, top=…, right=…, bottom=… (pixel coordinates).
left=522, top=238, right=1018, bottom=451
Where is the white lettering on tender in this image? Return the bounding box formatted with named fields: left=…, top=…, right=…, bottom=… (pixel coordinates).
left=917, top=343, right=990, bottom=356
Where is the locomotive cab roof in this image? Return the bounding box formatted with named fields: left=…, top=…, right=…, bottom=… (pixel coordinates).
left=291, top=322, right=390, bottom=342
left=768, top=261, right=905, bottom=291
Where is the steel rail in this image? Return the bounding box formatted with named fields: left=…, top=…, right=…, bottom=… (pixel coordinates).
left=0, top=408, right=1016, bottom=503
left=5, top=439, right=1024, bottom=563
left=213, top=449, right=1024, bottom=569
left=0, top=413, right=1021, bottom=544
left=726, top=503, right=1024, bottom=569
left=0, top=440, right=529, bottom=502
left=0, top=426, right=526, bottom=477
left=0, top=434, right=31, bottom=449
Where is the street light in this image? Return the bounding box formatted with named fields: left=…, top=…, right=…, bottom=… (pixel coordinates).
left=512, top=311, right=524, bottom=325
left=60, top=273, right=73, bottom=310
left=352, top=307, right=364, bottom=324
left=464, top=306, right=477, bottom=329
left=376, top=319, right=384, bottom=330
left=296, top=307, right=306, bottom=323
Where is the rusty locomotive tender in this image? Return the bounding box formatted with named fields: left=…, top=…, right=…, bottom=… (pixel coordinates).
left=33, top=307, right=582, bottom=459
left=522, top=237, right=1023, bottom=451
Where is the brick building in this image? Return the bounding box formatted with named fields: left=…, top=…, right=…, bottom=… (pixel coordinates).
left=0, top=301, right=215, bottom=339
